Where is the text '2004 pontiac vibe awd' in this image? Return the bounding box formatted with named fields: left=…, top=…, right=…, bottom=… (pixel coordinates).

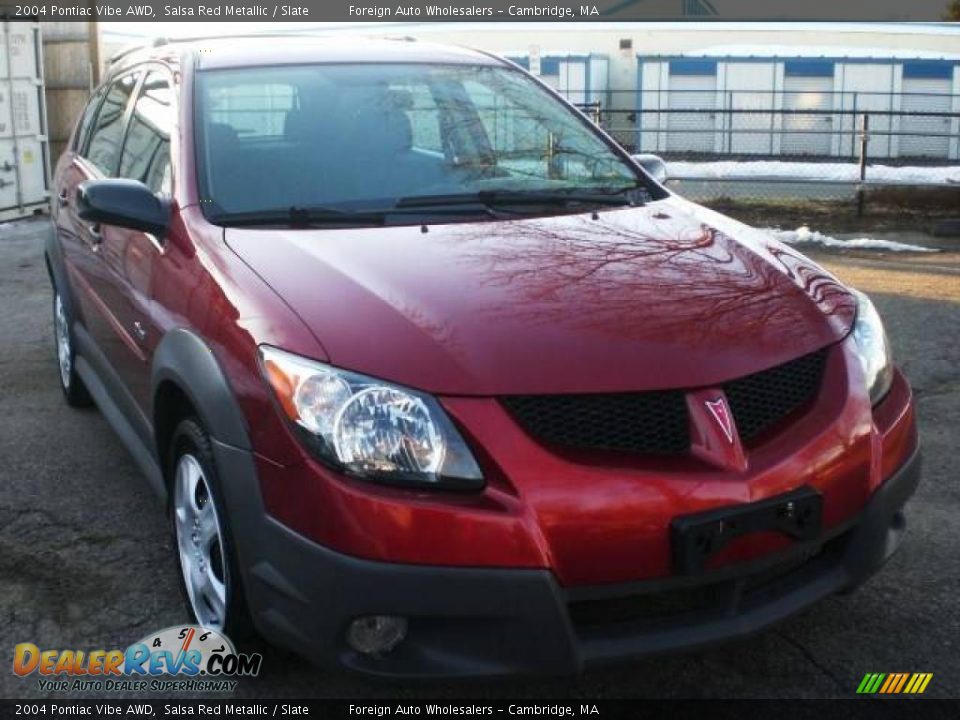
left=48, top=37, right=919, bottom=677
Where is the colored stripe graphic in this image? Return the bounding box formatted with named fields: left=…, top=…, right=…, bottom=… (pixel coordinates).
left=879, top=674, right=896, bottom=693
left=858, top=673, right=933, bottom=694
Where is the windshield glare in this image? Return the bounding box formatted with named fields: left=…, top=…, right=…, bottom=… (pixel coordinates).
left=195, top=62, right=650, bottom=221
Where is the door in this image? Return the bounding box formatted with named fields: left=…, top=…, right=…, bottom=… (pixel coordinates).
left=98, top=69, right=175, bottom=412
left=782, top=72, right=834, bottom=157
left=59, top=70, right=141, bottom=379
left=900, top=75, right=952, bottom=159
left=667, top=68, right=716, bottom=154
left=52, top=84, right=105, bottom=264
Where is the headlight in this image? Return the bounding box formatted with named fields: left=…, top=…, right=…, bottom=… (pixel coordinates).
left=851, top=289, right=894, bottom=406
left=259, top=346, right=484, bottom=489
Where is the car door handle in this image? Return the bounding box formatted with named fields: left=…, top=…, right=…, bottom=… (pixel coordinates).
left=87, top=223, right=103, bottom=247
left=57, top=190, right=69, bottom=208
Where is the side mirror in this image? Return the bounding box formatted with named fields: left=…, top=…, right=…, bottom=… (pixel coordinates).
left=76, top=179, right=170, bottom=237
left=632, top=153, right=668, bottom=184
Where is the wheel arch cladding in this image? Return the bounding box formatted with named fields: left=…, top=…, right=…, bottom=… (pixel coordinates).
left=151, top=328, right=252, bottom=465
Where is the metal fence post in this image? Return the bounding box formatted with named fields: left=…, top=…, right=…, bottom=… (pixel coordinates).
left=726, top=90, right=733, bottom=154
left=856, top=112, right=870, bottom=217
left=851, top=92, right=859, bottom=158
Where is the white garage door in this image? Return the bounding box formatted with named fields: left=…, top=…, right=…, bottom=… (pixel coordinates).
left=559, top=60, right=587, bottom=106
left=900, top=77, right=952, bottom=159
left=725, top=62, right=778, bottom=155
left=667, top=74, right=716, bottom=153
left=782, top=75, right=834, bottom=157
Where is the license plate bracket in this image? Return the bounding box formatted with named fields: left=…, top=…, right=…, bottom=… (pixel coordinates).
left=671, top=486, right=823, bottom=574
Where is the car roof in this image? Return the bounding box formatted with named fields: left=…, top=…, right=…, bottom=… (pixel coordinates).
left=108, top=37, right=505, bottom=77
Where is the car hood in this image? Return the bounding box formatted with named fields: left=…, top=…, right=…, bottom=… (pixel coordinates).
left=224, top=196, right=855, bottom=395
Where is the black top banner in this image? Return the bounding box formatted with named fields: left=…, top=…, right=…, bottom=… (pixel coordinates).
left=0, top=700, right=959, bottom=720
left=1, top=0, right=959, bottom=21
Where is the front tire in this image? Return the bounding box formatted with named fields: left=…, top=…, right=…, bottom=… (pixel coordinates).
left=169, top=418, right=252, bottom=637
left=53, top=290, right=92, bottom=407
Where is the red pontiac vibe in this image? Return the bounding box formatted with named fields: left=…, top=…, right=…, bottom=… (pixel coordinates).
left=47, top=38, right=919, bottom=677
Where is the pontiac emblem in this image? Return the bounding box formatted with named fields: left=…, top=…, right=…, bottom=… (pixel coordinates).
left=705, top=398, right=734, bottom=444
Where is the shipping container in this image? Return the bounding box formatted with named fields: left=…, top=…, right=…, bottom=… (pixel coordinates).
left=1, top=21, right=50, bottom=223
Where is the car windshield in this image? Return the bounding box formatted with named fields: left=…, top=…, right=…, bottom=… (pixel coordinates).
left=195, top=62, right=659, bottom=225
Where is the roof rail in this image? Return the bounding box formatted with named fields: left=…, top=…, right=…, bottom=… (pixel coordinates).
left=107, top=32, right=332, bottom=65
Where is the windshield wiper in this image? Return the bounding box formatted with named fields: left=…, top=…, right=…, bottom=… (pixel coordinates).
left=211, top=203, right=496, bottom=227
left=211, top=206, right=371, bottom=227
left=211, top=187, right=644, bottom=226
left=395, top=189, right=638, bottom=210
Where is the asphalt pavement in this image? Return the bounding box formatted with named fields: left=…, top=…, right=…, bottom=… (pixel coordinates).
left=0, top=217, right=957, bottom=699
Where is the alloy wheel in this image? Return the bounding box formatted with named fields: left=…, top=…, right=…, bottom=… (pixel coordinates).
left=173, top=454, right=228, bottom=629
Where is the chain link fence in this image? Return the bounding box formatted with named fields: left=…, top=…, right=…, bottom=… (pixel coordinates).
left=574, top=89, right=960, bottom=213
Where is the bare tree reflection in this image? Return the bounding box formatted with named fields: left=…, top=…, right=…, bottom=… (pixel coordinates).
left=441, top=205, right=854, bottom=358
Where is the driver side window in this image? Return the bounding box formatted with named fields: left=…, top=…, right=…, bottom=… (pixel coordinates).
left=84, top=72, right=141, bottom=176
left=118, top=70, right=175, bottom=195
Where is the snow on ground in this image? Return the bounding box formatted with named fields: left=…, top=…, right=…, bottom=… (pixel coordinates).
left=668, top=161, right=960, bottom=186
left=766, top=226, right=937, bottom=252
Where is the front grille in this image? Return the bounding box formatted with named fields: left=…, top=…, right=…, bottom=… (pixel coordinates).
left=724, top=348, right=828, bottom=444
left=500, top=391, right=690, bottom=455
left=501, top=347, right=829, bottom=456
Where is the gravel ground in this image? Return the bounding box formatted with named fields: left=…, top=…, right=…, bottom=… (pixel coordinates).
left=0, top=217, right=957, bottom=700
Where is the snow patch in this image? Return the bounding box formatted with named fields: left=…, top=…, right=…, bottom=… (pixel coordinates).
left=668, top=161, right=960, bottom=186
left=766, top=226, right=937, bottom=252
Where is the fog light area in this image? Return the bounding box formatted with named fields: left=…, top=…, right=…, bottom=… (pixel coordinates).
left=347, top=615, right=408, bottom=655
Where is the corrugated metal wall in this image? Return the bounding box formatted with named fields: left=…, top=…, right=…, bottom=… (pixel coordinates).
left=1, top=21, right=50, bottom=221
left=41, top=21, right=100, bottom=165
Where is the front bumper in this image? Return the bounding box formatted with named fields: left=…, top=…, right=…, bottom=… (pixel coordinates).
left=218, top=440, right=920, bottom=678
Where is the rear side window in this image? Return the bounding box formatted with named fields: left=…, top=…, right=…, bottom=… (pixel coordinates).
left=85, top=72, right=140, bottom=176
left=72, top=84, right=107, bottom=153
left=118, top=70, right=175, bottom=194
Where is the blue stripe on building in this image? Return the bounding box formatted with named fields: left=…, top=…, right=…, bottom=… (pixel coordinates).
left=902, top=60, right=954, bottom=79
left=784, top=60, right=834, bottom=77
left=668, top=59, right=718, bottom=76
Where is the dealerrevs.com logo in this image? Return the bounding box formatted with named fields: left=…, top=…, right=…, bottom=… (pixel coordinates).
left=13, top=625, right=262, bottom=693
